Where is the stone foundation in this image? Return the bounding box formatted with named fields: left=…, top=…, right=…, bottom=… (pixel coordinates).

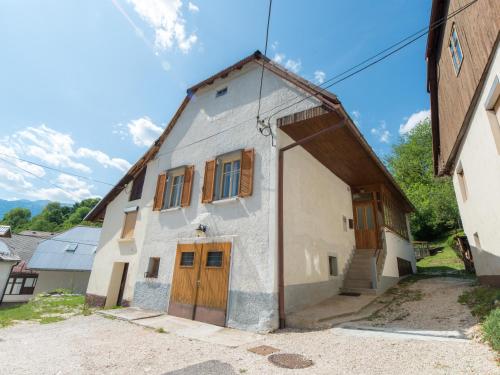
left=85, top=293, right=106, bottom=307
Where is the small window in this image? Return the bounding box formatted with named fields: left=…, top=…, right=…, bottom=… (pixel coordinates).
left=65, top=243, right=78, bottom=252
left=23, top=278, right=37, bottom=288
left=457, top=164, right=468, bottom=202
left=145, top=257, right=160, bottom=278
left=5, top=277, right=13, bottom=295
left=214, top=152, right=241, bottom=200
left=449, top=24, right=464, bottom=75
left=163, top=169, right=185, bottom=209
left=473, top=232, right=481, bottom=249
left=10, top=278, right=23, bottom=295
left=328, top=256, right=338, bottom=277
left=206, top=251, right=223, bottom=267
left=348, top=219, right=354, bottom=229
left=180, top=252, right=195, bottom=267
left=342, top=216, right=347, bottom=232
left=130, top=168, right=146, bottom=201
left=121, top=211, right=137, bottom=239
left=216, top=87, right=228, bottom=97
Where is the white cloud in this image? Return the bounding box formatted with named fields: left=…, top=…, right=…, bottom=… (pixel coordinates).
left=314, top=70, right=326, bottom=84
left=76, top=148, right=131, bottom=171
left=351, top=110, right=361, bottom=127
left=371, top=121, right=391, bottom=144
left=272, top=53, right=285, bottom=64
left=399, top=109, right=431, bottom=135
left=161, top=60, right=171, bottom=71
left=284, top=58, right=302, bottom=74
left=188, top=2, right=199, bottom=12
left=127, top=117, right=164, bottom=147
left=128, top=0, right=198, bottom=53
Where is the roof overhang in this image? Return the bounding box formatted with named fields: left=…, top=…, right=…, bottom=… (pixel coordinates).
left=278, top=106, right=414, bottom=212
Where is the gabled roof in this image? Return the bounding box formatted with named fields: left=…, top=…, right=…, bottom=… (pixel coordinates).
left=0, top=225, right=12, bottom=237
left=28, top=226, right=101, bottom=272
left=1, top=233, right=52, bottom=273
left=86, top=50, right=343, bottom=221
left=86, top=50, right=412, bottom=220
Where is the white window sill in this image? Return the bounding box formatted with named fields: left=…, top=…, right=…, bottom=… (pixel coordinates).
left=118, top=238, right=134, bottom=243
left=212, top=197, right=239, bottom=205
left=161, top=206, right=181, bottom=212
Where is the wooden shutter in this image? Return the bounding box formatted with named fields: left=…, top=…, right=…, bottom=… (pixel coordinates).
left=238, top=148, right=254, bottom=197
left=121, top=211, right=137, bottom=239
left=202, top=160, right=216, bottom=203
left=181, top=165, right=194, bottom=207
left=153, top=172, right=167, bottom=211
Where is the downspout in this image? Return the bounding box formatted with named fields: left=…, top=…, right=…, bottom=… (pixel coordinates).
left=277, top=119, right=345, bottom=328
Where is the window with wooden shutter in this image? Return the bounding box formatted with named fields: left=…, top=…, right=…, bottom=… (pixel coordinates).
left=121, top=210, right=137, bottom=239
left=153, top=172, right=167, bottom=211
left=202, top=160, right=216, bottom=203
left=129, top=167, right=146, bottom=201
left=238, top=148, right=254, bottom=197
left=181, top=165, right=194, bottom=207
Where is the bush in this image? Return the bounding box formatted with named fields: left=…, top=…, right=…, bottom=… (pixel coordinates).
left=483, top=308, right=500, bottom=352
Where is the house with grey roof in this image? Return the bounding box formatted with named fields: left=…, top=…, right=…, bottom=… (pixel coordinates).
left=0, top=229, right=50, bottom=304
left=0, top=235, right=20, bottom=304
left=28, top=226, right=101, bottom=295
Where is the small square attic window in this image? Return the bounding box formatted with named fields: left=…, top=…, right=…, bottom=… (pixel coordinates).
left=65, top=243, right=78, bottom=252
left=216, top=87, right=227, bottom=97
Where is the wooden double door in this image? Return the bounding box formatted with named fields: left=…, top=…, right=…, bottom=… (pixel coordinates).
left=353, top=200, right=379, bottom=249
left=168, top=242, right=231, bottom=327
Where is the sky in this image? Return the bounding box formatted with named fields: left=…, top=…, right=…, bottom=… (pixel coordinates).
left=0, top=0, right=432, bottom=203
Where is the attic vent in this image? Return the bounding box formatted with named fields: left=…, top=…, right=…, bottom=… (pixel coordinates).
left=65, top=243, right=78, bottom=252
left=216, top=87, right=228, bottom=97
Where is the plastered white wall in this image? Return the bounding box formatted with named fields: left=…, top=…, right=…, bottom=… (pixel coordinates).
left=34, top=271, right=90, bottom=295
left=382, top=228, right=416, bottom=278
left=452, top=46, right=500, bottom=276
left=89, top=61, right=322, bottom=322
left=280, top=131, right=356, bottom=286
left=86, top=176, right=150, bottom=301
left=137, top=63, right=321, bottom=297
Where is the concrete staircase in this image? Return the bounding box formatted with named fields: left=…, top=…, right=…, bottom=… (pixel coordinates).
left=341, top=249, right=379, bottom=295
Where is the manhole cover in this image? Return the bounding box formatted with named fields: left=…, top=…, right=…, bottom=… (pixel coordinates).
left=247, top=345, right=280, bottom=356
left=268, top=353, right=313, bottom=369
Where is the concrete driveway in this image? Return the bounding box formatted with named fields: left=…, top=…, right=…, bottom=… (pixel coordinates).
left=0, top=277, right=498, bottom=375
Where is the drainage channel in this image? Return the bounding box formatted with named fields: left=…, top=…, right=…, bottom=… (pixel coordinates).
left=335, top=324, right=469, bottom=341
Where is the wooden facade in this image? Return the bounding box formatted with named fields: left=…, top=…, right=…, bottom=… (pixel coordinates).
left=427, top=0, right=500, bottom=175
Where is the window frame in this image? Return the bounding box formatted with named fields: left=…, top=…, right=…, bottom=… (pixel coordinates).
left=145, top=257, right=160, bottom=278
left=328, top=256, right=338, bottom=277
left=214, top=151, right=242, bottom=201
left=162, top=167, right=186, bottom=210
left=180, top=251, right=195, bottom=268
left=205, top=251, right=223, bottom=268
left=121, top=210, right=138, bottom=240
left=5, top=275, right=38, bottom=295
left=448, top=23, right=464, bottom=76
left=129, top=167, right=146, bottom=201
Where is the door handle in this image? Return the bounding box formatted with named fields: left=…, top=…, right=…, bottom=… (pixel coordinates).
left=196, top=279, right=201, bottom=287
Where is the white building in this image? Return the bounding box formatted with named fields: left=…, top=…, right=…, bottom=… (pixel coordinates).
left=426, top=0, right=500, bottom=285
left=85, top=51, right=416, bottom=332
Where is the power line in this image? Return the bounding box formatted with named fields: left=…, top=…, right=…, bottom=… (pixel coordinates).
left=256, top=0, right=273, bottom=128
left=0, top=156, right=87, bottom=202
left=0, top=152, right=115, bottom=186
left=263, top=0, right=478, bottom=122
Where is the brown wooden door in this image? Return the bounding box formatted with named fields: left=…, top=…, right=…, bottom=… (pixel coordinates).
left=168, top=243, right=202, bottom=320
left=169, top=242, right=232, bottom=327
left=353, top=201, right=378, bottom=249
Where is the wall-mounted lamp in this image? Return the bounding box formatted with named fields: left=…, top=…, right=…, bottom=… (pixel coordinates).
left=196, top=224, right=208, bottom=237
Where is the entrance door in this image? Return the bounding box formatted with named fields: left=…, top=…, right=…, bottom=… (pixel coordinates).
left=117, top=263, right=129, bottom=306
left=353, top=201, right=378, bottom=249
left=169, top=242, right=232, bottom=327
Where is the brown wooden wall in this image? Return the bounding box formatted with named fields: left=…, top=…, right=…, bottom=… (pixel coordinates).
left=429, top=0, right=500, bottom=174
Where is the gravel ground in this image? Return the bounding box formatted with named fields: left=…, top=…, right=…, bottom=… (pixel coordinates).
left=357, top=277, right=479, bottom=334
left=0, top=277, right=498, bottom=375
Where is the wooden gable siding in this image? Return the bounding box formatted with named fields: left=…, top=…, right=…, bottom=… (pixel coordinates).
left=429, top=0, right=500, bottom=174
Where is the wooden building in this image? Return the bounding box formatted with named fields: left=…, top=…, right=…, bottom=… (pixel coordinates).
left=427, top=0, right=500, bottom=285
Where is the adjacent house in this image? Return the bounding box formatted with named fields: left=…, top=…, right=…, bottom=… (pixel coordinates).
left=0, top=229, right=53, bottom=303
left=28, top=226, right=101, bottom=294
left=0, top=226, right=20, bottom=304
left=84, top=51, right=415, bottom=332
left=426, top=0, right=500, bottom=285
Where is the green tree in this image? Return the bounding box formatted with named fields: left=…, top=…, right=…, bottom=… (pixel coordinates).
left=386, top=119, right=459, bottom=240
left=1, top=207, right=31, bottom=232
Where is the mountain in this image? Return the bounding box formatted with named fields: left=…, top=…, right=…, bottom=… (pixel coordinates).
left=0, top=199, right=52, bottom=219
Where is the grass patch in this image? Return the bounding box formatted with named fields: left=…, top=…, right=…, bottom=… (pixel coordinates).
left=155, top=327, right=167, bottom=334
left=0, top=293, right=86, bottom=328
left=459, top=286, right=500, bottom=352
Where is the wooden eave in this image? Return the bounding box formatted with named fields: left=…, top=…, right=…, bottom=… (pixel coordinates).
left=278, top=106, right=414, bottom=212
